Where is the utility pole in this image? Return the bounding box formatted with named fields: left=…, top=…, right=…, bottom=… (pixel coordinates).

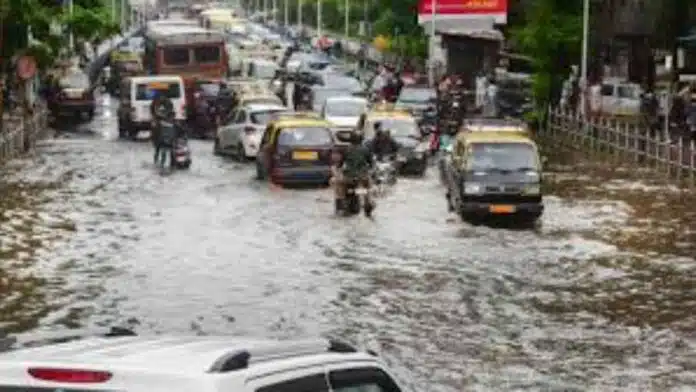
left=120, top=0, right=126, bottom=33
left=284, top=0, right=289, bottom=26
left=68, top=0, right=74, bottom=52
left=344, top=0, right=349, bottom=36
left=316, top=0, right=321, bottom=36
left=427, top=0, right=437, bottom=86
left=579, top=0, right=589, bottom=116
left=272, top=0, right=277, bottom=23
left=297, top=0, right=302, bottom=26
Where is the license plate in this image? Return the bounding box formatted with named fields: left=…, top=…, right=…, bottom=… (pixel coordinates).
left=354, top=188, right=367, bottom=195
left=489, top=205, right=515, bottom=214
left=176, top=156, right=187, bottom=162
left=293, top=151, right=318, bottom=160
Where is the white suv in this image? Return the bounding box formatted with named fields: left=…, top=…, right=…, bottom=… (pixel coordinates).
left=0, top=327, right=406, bottom=392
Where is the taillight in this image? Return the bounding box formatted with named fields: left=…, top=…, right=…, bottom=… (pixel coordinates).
left=244, top=126, right=255, bottom=134
left=28, top=367, right=112, bottom=383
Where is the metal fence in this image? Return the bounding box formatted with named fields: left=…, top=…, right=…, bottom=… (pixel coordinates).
left=0, top=107, right=50, bottom=165
left=542, top=107, right=696, bottom=187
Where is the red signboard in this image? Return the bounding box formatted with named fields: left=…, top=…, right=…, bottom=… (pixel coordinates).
left=418, top=0, right=507, bottom=24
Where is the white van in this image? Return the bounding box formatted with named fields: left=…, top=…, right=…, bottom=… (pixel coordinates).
left=117, top=75, right=186, bottom=139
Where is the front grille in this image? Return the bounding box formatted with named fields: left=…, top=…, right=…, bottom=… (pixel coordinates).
left=464, top=194, right=541, bottom=204
left=484, top=185, right=522, bottom=193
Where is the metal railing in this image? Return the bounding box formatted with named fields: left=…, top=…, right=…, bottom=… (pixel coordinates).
left=542, top=107, right=696, bottom=187
left=0, top=107, right=50, bottom=165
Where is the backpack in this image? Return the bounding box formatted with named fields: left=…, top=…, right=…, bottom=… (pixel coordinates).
left=342, top=146, right=370, bottom=179
left=159, top=121, right=177, bottom=147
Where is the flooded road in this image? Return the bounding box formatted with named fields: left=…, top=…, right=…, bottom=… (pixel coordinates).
left=2, top=94, right=696, bottom=391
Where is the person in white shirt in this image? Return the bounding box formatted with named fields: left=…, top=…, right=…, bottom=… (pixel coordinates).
left=483, top=77, right=499, bottom=117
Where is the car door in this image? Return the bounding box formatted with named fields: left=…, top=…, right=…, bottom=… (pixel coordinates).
left=228, top=109, right=247, bottom=147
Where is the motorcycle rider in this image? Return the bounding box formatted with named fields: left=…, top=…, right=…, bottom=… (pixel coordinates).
left=366, top=122, right=399, bottom=161
left=155, top=104, right=185, bottom=169
left=150, top=91, right=174, bottom=161
left=333, top=131, right=375, bottom=216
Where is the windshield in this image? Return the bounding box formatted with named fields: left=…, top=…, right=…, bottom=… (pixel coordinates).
left=398, top=88, right=435, bottom=104
left=251, top=109, right=288, bottom=125
left=249, top=62, right=277, bottom=79
left=196, top=82, right=220, bottom=96
left=59, top=72, right=89, bottom=88
left=135, top=81, right=182, bottom=100
left=277, top=127, right=333, bottom=146
left=367, top=118, right=418, bottom=138
left=467, top=143, right=538, bottom=171
left=312, top=89, right=345, bottom=110
left=324, top=100, right=366, bottom=117
left=324, top=75, right=362, bottom=92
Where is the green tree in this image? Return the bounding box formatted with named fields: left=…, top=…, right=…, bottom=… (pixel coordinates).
left=509, top=0, right=582, bottom=119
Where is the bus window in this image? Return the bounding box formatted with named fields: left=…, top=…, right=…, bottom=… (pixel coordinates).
left=163, top=47, right=190, bottom=66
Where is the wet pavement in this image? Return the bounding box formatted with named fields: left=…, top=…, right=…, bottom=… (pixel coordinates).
left=2, top=93, right=696, bottom=391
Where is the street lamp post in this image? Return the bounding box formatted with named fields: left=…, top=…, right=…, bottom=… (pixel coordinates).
left=427, top=0, right=437, bottom=86
left=284, top=0, right=289, bottom=26
left=317, top=0, right=322, bottom=36
left=68, top=0, right=74, bottom=52
left=579, top=0, right=589, bottom=116
left=297, top=0, right=302, bottom=26
left=344, top=0, right=349, bottom=37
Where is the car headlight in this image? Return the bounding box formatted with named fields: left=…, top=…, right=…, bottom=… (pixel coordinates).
left=523, top=185, right=541, bottom=195
left=464, top=183, right=483, bottom=194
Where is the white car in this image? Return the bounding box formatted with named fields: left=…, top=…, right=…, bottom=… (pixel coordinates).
left=321, top=96, right=368, bottom=141
left=215, top=103, right=288, bottom=160
left=0, top=327, right=407, bottom=392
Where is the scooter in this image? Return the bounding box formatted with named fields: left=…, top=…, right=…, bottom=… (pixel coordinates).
left=172, top=138, right=192, bottom=169
left=373, top=157, right=397, bottom=194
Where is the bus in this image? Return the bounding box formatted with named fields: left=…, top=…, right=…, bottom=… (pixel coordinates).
left=144, top=24, right=228, bottom=105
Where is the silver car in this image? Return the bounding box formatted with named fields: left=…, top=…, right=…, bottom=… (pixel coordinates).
left=215, top=103, right=289, bottom=160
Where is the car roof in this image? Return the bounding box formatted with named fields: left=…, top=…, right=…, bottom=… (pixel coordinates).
left=130, top=76, right=182, bottom=83
left=273, top=117, right=332, bottom=128
left=461, top=131, right=535, bottom=145
left=245, top=103, right=287, bottom=112
left=0, top=334, right=380, bottom=380
left=324, top=96, right=367, bottom=104
left=366, top=110, right=413, bottom=120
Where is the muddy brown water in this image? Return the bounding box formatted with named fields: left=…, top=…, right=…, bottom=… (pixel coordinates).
left=0, top=96, right=695, bottom=391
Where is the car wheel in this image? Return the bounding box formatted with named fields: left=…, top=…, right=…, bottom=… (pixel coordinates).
left=255, top=162, right=265, bottom=180
left=87, top=108, right=95, bottom=121
left=237, top=143, right=248, bottom=162
left=214, top=137, right=222, bottom=155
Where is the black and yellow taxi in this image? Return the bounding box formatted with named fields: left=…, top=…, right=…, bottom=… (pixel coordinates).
left=255, top=114, right=335, bottom=185
left=356, top=105, right=428, bottom=176
left=444, top=130, right=544, bottom=223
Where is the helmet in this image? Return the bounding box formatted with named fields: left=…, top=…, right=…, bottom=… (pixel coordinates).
left=373, top=121, right=382, bottom=133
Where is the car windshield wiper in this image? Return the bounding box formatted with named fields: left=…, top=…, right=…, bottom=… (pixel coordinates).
left=515, top=166, right=538, bottom=172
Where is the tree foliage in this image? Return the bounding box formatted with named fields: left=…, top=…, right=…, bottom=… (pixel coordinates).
left=509, top=0, right=582, bottom=113
left=283, top=0, right=427, bottom=58
left=0, top=0, right=121, bottom=71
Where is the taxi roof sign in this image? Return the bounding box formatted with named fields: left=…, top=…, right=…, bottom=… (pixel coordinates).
left=147, top=82, right=171, bottom=89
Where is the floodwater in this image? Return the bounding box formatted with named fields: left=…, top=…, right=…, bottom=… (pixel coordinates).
left=1, top=94, right=696, bottom=391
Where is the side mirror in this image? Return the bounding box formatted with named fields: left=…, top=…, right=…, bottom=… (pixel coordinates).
left=335, top=132, right=353, bottom=143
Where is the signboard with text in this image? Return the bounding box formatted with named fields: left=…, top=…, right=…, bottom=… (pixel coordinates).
left=417, top=0, right=507, bottom=25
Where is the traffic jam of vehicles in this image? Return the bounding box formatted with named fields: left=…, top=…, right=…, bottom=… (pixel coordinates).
left=94, top=5, right=546, bottom=224
left=0, top=5, right=550, bottom=390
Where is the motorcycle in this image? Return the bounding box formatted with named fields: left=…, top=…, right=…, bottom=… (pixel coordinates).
left=172, top=138, right=192, bottom=169
left=343, top=178, right=374, bottom=217
left=373, top=156, right=397, bottom=194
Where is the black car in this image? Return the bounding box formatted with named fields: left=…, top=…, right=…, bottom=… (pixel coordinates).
left=394, top=86, right=437, bottom=121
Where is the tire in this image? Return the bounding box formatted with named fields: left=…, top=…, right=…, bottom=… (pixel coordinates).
left=87, top=108, right=95, bottom=121
left=237, top=143, right=248, bottom=162
left=255, top=162, right=265, bottom=180
left=214, top=138, right=222, bottom=155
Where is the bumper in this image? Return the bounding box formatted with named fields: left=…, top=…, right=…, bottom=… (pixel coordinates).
left=271, top=165, right=331, bottom=185
left=460, top=201, right=544, bottom=219
left=53, top=102, right=95, bottom=114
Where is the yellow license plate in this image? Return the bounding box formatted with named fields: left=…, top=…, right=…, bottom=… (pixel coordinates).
left=293, top=151, right=318, bottom=160
left=489, top=205, right=516, bottom=214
